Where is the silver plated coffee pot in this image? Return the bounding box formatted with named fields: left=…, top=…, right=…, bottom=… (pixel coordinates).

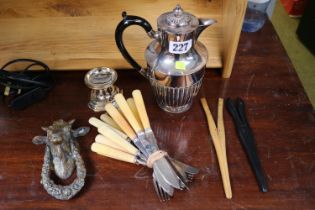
left=115, top=5, right=216, bottom=113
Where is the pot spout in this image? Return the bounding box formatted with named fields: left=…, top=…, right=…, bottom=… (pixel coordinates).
left=195, top=19, right=217, bottom=39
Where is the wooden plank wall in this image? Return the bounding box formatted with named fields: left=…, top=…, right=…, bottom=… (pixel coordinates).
left=222, top=0, right=247, bottom=78
left=0, top=0, right=223, bottom=71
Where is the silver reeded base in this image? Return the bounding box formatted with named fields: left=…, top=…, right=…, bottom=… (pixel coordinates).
left=157, top=102, right=192, bottom=113
left=150, top=77, right=203, bottom=114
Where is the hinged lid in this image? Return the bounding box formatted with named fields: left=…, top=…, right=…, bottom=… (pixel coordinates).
left=157, top=5, right=199, bottom=34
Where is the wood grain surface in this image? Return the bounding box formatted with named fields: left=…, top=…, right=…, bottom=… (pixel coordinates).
left=0, top=20, right=315, bottom=209
left=222, top=0, right=247, bottom=78
left=0, top=0, right=223, bottom=70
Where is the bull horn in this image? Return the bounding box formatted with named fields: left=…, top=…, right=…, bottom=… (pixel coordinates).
left=68, top=119, right=75, bottom=125
left=41, top=126, right=49, bottom=131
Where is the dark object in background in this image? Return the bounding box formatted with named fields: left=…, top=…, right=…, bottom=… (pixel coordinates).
left=280, top=0, right=308, bottom=17
left=0, top=59, right=54, bottom=109
left=296, top=0, right=315, bottom=55
left=226, top=98, right=268, bottom=193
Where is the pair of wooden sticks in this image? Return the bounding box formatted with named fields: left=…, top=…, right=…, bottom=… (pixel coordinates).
left=200, top=97, right=232, bottom=199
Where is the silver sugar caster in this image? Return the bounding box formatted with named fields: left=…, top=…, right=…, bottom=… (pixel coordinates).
left=115, top=5, right=216, bottom=113
left=85, top=67, right=121, bottom=112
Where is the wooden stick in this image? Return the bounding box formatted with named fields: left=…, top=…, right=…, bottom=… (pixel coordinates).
left=200, top=97, right=232, bottom=199
left=217, top=98, right=232, bottom=198
left=217, top=98, right=226, bottom=155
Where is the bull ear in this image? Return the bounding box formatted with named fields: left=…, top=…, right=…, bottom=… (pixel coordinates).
left=68, top=119, right=75, bottom=125
left=32, top=136, right=47, bottom=145
left=72, top=127, right=90, bottom=138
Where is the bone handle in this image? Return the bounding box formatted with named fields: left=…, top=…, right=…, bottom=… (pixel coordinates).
left=127, top=98, right=143, bottom=129
left=200, top=97, right=232, bottom=199
left=95, top=134, right=133, bottom=154
left=100, top=113, right=122, bottom=131
left=132, top=90, right=151, bottom=130
left=97, top=125, right=138, bottom=156
left=127, top=98, right=141, bottom=125
left=91, top=142, right=136, bottom=164
left=105, top=103, right=137, bottom=140
left=89, top=117, right=128, bottom=140
left=114, top=93, right=142, bottom=133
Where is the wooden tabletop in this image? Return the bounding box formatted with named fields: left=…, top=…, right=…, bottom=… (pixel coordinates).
left=1, top=20, right=315, bottom=210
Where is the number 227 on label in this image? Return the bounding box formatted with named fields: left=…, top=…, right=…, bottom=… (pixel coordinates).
left=169, top=40, right=192, bottom=54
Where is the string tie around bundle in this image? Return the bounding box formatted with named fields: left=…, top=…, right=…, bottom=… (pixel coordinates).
left=146, top=150, right=167, bottom=168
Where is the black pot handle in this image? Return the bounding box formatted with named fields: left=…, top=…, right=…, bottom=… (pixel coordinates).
left=115, top=12, right=153, bottom=78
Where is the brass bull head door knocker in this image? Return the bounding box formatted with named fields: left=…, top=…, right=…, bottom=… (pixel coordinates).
left=33, top=119, right=90, bottom=200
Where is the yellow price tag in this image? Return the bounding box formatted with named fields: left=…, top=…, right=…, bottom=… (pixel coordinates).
left=175, top=61, right=186, bottom=71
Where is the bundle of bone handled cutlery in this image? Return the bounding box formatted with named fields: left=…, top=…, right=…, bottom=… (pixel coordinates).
left=89, top=90, right=199, bottom=201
